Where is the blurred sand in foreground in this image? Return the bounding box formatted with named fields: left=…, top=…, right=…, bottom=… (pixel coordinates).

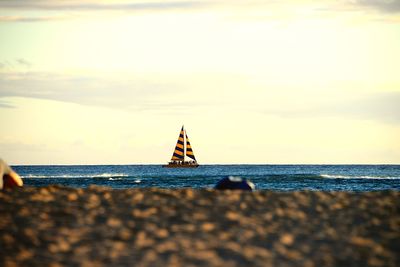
left=0, top=186, right=399, bottom=267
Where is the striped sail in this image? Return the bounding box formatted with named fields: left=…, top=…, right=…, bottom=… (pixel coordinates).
left=171, top=127, right=185, bottom=161
left=185, top=133, right=196, bottom=161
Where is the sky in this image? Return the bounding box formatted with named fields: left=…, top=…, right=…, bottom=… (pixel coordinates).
left=0, top=0, right=399, bottom=165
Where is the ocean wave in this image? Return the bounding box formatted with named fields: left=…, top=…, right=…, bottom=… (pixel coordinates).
left=320, top=174, right=400, bottom=180
left=108, top=177, right=124, bottom=181
left=91, top=173, right=128, bottom=178
left=22, top=173, right=128, bottom=179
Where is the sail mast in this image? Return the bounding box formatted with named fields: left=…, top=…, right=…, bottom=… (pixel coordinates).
left=183, top=125, right=186, bottom=163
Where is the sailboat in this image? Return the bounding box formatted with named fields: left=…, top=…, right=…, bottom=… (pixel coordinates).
left=163, top=126, right=199, bottom=168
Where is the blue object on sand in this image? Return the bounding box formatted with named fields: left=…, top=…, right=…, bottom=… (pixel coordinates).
left=215, top=176, right=255, bottom=191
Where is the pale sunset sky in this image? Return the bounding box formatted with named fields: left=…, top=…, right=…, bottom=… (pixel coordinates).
left=0, top=0, right=399, bottom=164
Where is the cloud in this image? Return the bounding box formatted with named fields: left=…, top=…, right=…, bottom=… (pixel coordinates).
left=261, top=91, right=400, bottom=124
left=0, top=141, right=51, bottom=153
left=0, top=1, right=208, bottom=22
left=352, top=0, right=400, bottom=13
left=1, top=0, right=398, bottom=23
left=0, top=61, right=12, bottom=69
left=0, top=1, right=205, bottom=11
left=0, top=71, right=194, bottom=112
left=0, top=70, right=252, bottom=116
left=0, top=101, right=15, bottom=109
left=16, top=58, right=32, bottom=67
left=0, top=15, right=68, bottom=22
left=2, top=70, right=399, bottom=125
left=365, top=91, right=400, bottom=123
left=0, top=59, right=32, bottom=69
left=1, top=0, right=399, bottom=14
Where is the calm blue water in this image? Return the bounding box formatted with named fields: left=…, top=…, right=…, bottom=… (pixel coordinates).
left=13, top=165, right=400, bottom=191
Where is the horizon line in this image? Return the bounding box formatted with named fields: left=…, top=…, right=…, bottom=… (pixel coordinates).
left=11, top=163, right=400, bottom=166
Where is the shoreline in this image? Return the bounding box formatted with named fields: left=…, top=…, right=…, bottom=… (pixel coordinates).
left=1, top=186, right=399, bottom=266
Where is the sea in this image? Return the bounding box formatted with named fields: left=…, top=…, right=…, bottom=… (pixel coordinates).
left=13, top=164, right=400, bottom=191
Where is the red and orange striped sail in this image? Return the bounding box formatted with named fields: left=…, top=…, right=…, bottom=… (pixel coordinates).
left=185, top=133, right=196, bottom=161
left=171, top=126, right=185, bottom=161
left=164, top=126, right=199, bottom=167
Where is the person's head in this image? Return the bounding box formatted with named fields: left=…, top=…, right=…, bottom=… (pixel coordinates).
left=0, top=159, right=23, bottom=189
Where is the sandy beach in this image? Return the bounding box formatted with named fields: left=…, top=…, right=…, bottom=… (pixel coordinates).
left=0, top=186, right=399, bottom=267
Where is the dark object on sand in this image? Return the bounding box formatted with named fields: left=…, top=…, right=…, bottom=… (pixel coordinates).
left=215, top=176, right=255, bottom=191
left=0, top=158, right=23, bottom=189
left=163, top=126, right=199, bottom=168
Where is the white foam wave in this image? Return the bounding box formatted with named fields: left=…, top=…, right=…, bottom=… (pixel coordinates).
left=321, top=174, right=400, bottom=180
left=92, top=173, right=128, bottom=178
left=22, top=173, right=128, bottom=179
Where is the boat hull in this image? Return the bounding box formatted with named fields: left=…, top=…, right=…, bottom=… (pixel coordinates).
left=162, top=163, right=199, bottom=168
